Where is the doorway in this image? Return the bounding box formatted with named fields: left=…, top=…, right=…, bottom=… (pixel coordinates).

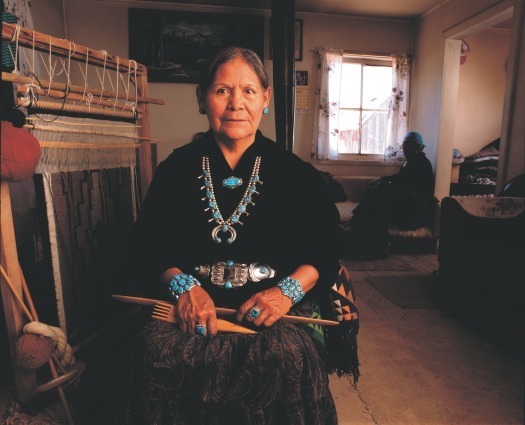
left=434, top=0, right=514, bottom=199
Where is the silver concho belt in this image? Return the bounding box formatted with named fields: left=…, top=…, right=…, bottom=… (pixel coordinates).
left=194, top=261, right=276, bottom=289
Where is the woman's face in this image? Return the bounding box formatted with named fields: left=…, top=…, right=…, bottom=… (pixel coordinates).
left=402, top=139, right=422, bottom=159
left=200, top=58, right=271, bottom=146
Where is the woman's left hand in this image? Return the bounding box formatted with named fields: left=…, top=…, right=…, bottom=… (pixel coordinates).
left=236, top=287, right=293, bottom=327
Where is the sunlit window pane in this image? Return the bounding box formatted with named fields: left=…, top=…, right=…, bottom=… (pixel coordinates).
left=338, top=110, right=360, bottom=154
left=360, top=110, right=388, bottom=154
left=333, top=58, right=391, bottom=156
left=340, top=63, right=362, bottom=108
left=362, top=65, right=392, bottom=110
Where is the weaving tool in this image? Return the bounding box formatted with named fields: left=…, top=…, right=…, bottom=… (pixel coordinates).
left=112, top=294, right=339, bottom=326
left=112, top=295, right=255, bottom=333
left=152, top=303, right=257, bottom=335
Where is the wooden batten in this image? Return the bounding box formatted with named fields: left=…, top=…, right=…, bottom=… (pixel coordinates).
left=38, top=141, right=140, bottom=149
left=0, top=183, right=37, bottom=403
left=16, top=84, right=138, bottom=112
left=16, top=98, right=141, bottom=122
left=2, top=72, right=164, bottom=106
left=25, top=124, right=164, bottom=143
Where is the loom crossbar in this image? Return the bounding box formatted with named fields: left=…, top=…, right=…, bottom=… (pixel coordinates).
left=2, top=72, right=164, bottom=106
left=17, top=98, right=139, bottom=121
left=38, top=141, right=140, bottom=149
left=16, top=84, right=138, bottom=112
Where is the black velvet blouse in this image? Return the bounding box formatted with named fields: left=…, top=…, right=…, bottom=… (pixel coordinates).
left=131, top=130, right=341, bottom=309
left=390, top=151, right=435, bottom=200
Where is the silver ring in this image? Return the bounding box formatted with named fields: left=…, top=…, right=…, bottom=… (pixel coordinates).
left=248, top=306, right=260, bottom=320
left=195, top=324, right=207, bottom=336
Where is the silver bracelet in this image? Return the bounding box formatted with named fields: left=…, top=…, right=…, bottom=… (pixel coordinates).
left=168, top=273, right=201, bottom=300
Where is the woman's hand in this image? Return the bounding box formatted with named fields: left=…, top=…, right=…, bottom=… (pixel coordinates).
left=173, top=286, right=218, bottom=335
left=236, top=286, right=293, bottom=327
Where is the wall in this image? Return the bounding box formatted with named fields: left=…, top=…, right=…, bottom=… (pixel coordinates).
left=498, top=0, right=525, bottom=187
left=27, top=0, right=65, bottom=38
left=295, top=13, right=412, bottom=168
left=410, top=0, right=520, bottom=198
left=453, top=29, right=510, bottom=156
left=50, top=0, right=411, bottom=176
left=19, top=1, right=524, bottom=182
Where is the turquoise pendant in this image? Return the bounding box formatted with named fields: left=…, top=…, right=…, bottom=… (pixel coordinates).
left=222, top=176, right=243, bottom=189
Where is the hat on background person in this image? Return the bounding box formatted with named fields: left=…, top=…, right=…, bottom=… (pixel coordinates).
left=404, top=131, right=426, bottom=149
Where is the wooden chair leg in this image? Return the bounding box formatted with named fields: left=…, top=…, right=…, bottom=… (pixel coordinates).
left=1, top=181, right=77, bottom=424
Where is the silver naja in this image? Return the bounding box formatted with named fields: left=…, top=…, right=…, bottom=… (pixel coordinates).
left=211, top=224, right=237, bottom=244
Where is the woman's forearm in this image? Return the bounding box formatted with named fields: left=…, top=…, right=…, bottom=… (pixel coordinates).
left=289, top=264, right=319, bottom=294
left=160, top=267, right=184, bottom=285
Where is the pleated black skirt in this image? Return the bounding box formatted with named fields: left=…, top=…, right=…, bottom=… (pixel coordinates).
left=119, top=303, right=338, bottom=425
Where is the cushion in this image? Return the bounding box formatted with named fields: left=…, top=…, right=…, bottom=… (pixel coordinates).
left=335, top=201, right=358, bottom=223
left=1, top=121, right=41, bottom=181
left=387, top=225, right=433, bottom=238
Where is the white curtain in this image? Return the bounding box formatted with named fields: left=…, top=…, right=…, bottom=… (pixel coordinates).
left=312, top=49, right=343, bottom=160
left=385, top=53, right=411, bottom=161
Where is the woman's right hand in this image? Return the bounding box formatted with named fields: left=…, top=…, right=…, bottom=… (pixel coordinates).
left=160, top=268, right=218, bottom=335
left=173, top=286, right=218, bottom=335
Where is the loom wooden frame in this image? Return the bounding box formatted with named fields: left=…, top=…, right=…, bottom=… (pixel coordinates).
left=1, top=23, right=160, bottom=405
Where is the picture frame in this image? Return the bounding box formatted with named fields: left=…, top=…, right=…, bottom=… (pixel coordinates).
left=269, top=19, right=303, bottom=62
left=129, top=9, right=264, bottom=83
left=295, top=70, right=309, bottom=87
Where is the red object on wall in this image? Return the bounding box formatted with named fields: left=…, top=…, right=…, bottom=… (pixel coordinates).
left=1, top=121, right=41, bottom=181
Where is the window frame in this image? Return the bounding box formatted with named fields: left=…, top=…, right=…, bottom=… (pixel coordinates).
left=332, top=54, right=393, bottom=161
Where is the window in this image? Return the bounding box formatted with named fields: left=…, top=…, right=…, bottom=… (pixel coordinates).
left=315, top=51, right=409, bottom=162
left=337, top=56, right=392, bottom=158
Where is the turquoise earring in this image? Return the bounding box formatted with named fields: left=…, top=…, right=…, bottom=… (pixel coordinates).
left=263, top=107, right=269, bottom=115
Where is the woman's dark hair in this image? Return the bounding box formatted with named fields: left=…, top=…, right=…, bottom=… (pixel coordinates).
left=198, top=47, right=270, bottom=95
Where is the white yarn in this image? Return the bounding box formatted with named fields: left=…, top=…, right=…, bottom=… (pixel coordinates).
left=23, top=321, right=75, bottom=368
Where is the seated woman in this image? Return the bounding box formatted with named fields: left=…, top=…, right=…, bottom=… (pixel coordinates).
left=123, top=47, right=357, bottom=424
left=347, top=131, right=435, bottom=259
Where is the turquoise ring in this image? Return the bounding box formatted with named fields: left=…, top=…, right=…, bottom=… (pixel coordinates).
left=195, top=324, right=207, bottom=336
left=248, top=306, right=260, bottom=320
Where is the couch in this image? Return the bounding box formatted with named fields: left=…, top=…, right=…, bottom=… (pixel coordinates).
left=438, top=196, right=525, bottom=359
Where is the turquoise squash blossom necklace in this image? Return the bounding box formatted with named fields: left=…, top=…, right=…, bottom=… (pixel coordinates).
left=199, top=156, right=262, bottom=244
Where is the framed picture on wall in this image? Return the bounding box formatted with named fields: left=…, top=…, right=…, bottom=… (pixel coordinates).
left=129, top=9, right=264, bottom=83
left=295, top=70, right=309, bottom=87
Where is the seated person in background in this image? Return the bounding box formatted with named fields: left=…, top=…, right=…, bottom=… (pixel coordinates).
left=347, top=131, right=435, bottom=260
left=121, top=47, right=357, bottom=424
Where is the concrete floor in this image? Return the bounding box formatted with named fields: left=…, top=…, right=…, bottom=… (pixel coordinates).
left=329, top=254, right=524, bottom=425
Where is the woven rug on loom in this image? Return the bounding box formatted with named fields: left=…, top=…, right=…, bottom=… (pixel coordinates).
left=340, top=255, right=417, bottom=272
left=365, top=274, right=440, bottom=309
left=33, top=168, right=138, bottom=346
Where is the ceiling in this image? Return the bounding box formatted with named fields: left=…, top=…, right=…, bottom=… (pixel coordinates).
left=138, top=0, right=448, bottom=20
left=127, top=0, right=513, bottom=28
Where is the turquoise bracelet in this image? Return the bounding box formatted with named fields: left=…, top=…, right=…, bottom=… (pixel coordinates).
left=168, top=273, right=201, bottom=300
left=277, top=276, right=305, bottom=304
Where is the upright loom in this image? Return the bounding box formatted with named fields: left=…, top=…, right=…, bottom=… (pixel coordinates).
left=1, top=22, right=164, bottom=418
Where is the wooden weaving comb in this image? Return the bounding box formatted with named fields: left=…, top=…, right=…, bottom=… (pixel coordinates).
left=151, top=303, right=257, bottom=334
left=112, top=294, right=338, bottom=326
left=111, top=295, right=256, bottom=334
